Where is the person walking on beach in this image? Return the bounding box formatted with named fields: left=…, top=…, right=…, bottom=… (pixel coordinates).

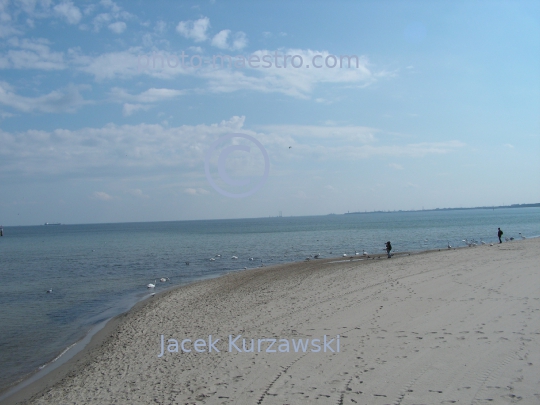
left=386, top=241, right=392, bottom=258
left=498, top=227, right=503, bottom=243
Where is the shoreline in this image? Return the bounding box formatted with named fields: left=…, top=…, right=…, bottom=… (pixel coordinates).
left=2, top=239, right=538, bottom=404
left=0, top=250, right=409, bottom=404
left=0, top=246, right=403, bottom=401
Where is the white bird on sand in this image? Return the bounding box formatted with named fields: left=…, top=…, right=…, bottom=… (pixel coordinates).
left=147, top=280, right=156, bottom=288
left=447, top=242, right=452, bottom=249
left=343, top=253, right=347, bottom=257
left=519, top=233, right=526, bottom=239
left=363, top=250, right=368, bottom=256
left=232, top=256, right=238, bottom=259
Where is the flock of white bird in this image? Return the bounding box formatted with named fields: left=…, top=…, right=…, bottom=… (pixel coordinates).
left=142, top=233, right=528, bottom=291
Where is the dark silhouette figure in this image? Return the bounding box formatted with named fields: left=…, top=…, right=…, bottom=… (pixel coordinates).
left=386, top=241, right=392, bottom=258
left=498, top=228, right=503, bottom=243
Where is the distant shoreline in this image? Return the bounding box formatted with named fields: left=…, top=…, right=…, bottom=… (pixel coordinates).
left=344, top=202, right=540, bottom=215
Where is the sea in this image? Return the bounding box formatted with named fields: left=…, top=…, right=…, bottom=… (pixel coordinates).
left=0, top=207, right=539, bottom=396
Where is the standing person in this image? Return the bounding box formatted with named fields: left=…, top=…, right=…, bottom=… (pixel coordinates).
left=386, top=241, right=392, bottom=258
left=498, top=227, right=503, bottom=243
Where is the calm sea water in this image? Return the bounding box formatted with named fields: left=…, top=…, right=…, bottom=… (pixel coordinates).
left=0, top=208, right=539, bottom=393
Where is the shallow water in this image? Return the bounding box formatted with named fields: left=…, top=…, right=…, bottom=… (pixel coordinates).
left=0, top=208, right=538, bottom=392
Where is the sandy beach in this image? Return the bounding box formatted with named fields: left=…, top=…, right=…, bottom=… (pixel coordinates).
left=3, top=238, right=539, bottom=405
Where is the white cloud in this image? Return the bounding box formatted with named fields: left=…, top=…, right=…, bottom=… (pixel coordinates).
left=0, top=110, right=14, bottom=119
left=108, top=21, right=126, bottom=33
left=0, top=37, right=65, bottom=70
left=0, top=116, right=248, bottom=177
left=211, top=29, right=229, bottom=49
left=122, top=103, right=150, bottom=116
left=74, top=48, right=141, bottom=80
left=0, top=0, right=22, bottom=38
left=92, top=12, right=111, bottom=31
left=53, top=1, right=82, bottom=25
left=176, top=17, right=209, bottom=42
left=155, top=20, right=166, bottom=34
left=110, top=87, right=185, bottom=103
left=14, top=0, right=52, bottom=15
left=211, top=30, right=247, bottom=51
left=199, top=49, right=378, bottom=98
left=71, top=46, right=386, bottom=99
left=92, top=191, right=113, bottom=201
left=0, top=117, right=466, bottom=184
left=184, top=188, right=209, bottom=196
left=125, top=188, right=149, bottom=198
left=0, top=82, right=86, bottom=113
left=258, top=124, right=377, bottom=143
left=504, top=143, right=514, bottom=148
left=389, top=163, right=403, bottom=170
left=90, top=0, right=131, bottom=32
left=100, top=0, right=120, bottom=13
left=231, top=32, right=247, bottom=50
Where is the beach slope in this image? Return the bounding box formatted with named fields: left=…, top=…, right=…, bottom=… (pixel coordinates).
left=6, top=238, right=540, bottom=404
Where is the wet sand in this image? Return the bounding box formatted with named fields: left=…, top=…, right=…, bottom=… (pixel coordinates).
left=3, top=238, right=539, bottom=404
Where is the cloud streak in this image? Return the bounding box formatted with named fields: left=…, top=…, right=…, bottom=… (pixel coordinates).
left=0, top=82, right=87, bottom=113
left=0, top=117, right=465, bottom=181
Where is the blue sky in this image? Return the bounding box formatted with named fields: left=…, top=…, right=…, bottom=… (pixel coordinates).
left=0, top=0, right=539, bottom=225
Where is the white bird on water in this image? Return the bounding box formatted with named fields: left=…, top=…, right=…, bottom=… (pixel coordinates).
left=447, top=242, right=452, bottom=249
left=519, top=233, right=526, bottom=239
left=147, top=280, right=156, bottom=288
left=210, top=258, right=215, bottom=261
left=46, top=288, right=53, bottom=293
left=232, top=256, right=238, bottom=259
left=159, top=277, right=169, bottom=282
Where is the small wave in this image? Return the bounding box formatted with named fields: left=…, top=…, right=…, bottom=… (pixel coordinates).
left=38, top=342, right=77, bottom=370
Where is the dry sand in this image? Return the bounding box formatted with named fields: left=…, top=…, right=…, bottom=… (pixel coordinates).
left=3, top=238, right=539, bottom=405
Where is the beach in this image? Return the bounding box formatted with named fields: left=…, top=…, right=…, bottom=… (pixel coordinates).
left=3, top=238, right=539, bottom=405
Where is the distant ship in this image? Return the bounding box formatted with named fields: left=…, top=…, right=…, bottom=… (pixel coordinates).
left=44, top=223, right=61, bottom=226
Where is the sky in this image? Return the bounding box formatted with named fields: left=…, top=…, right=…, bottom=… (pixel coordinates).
left=0, top=0, right=539, bottom=226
